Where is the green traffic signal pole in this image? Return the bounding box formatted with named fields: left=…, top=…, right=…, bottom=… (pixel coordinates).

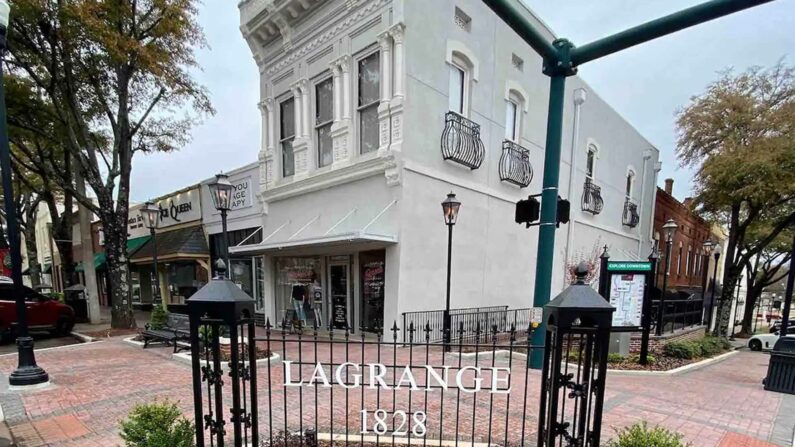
left=482, top=0, right=775, bottom=368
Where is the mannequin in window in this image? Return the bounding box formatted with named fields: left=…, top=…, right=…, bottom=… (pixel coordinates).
left=291, top=284, right=306, bottom=324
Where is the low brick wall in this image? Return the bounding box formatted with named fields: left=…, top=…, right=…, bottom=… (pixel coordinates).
left=628, top=325, right=705, bottom=354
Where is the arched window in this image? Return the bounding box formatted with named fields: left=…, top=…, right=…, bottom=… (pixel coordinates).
left=586, top=144, right=598, bottom=179
left=448, top=52, right=472, bottom=116
left=625, top=168, right=636, bottom=198
left=505, top=90, right=525, bottom=141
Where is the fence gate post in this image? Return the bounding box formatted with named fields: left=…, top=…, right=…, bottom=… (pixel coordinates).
left=538, top=263, right=615, bottom=446
left=188, top=263, right=258, bottom=447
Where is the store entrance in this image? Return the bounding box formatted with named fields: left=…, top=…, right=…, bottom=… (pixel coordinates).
left=328, top=260, right=350, bottom=330
left=360, top=250, right=385, bottom=333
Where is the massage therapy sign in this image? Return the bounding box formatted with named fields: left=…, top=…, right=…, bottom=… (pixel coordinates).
left=281, top=361, right=511, bottom=436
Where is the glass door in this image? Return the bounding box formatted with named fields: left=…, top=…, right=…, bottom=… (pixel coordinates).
left=360, top=250, right=385, bottom=333
left=328, top=261, right=350, bottom=330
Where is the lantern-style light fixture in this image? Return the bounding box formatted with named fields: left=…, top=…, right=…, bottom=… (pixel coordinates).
left=441, top=192, right=461, bottom=226
left=141, top=201, right=160, bottom=230
left=662, top=218, right=678, bottom=243
left=702, top=238, right=714, bottom=254
left=209, top=173, right=234, bottom=212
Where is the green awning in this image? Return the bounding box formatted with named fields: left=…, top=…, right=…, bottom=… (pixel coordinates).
left=76, top=235, right=150, bottom=272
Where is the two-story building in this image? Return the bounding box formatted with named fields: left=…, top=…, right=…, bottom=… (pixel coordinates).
left=233, top=0, right=661, bottom=333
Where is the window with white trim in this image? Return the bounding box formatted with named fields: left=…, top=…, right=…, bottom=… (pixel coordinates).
left=358, top=51, right=380, bottom=155
left=280, top=97, right=295, bottom=177
left=315, top=78, right=333, bottom=167
left=586, top=145, right=597, bottom=179
left=449, top=64, right=465, bottom=115
left=504, top=91, right=524, bottom=141
left=625, top=169, right=635, bottom=198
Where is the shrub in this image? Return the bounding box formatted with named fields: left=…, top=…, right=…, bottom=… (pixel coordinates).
left=606, top=422, right=690, bottom=447
left=662, top=340, right=701, bottom=359
left=150, top=306, right=168, bottom=330
left=119, top=400, right=193, bottom=447
left=607, top=353, right=626, bottom=363
left=699, top=337, right=728, bottom=356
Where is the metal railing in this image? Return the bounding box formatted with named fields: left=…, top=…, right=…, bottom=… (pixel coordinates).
left=499, top=140, right=533, bottom=187
left=650, top=297, right=704, bottom=335
left=440, top=112, right=485, bottom=169
left=622, top=198, right=640, bottom=228
left=581, top=177, right=604, bottom=215
left=402, top=306, right=532, bottom=344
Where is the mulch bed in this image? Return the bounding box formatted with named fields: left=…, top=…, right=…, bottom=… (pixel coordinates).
left=198, top=346, right=273, bottom=362
left=605, top=350, right=732, bottom=372
left=78, top=328, right=140, bottom=338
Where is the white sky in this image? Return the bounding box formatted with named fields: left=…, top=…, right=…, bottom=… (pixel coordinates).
left=128, top=0, right=795, bottom=203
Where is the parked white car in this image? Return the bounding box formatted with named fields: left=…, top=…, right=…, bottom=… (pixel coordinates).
left=748, top=332, right=795, bottom=351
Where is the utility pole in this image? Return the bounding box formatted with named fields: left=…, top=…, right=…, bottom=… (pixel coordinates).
left=779, top=233, right=795, bottom=336
left=75, top=165, right=101, bottom=324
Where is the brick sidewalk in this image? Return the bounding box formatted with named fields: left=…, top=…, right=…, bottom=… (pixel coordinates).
left=0, top=338, right=791, bottom=446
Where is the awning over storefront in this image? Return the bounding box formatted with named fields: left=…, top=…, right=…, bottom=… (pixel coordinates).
left=76, top=235, right=150, bottom=272
left=229, top=231, right=397, bottom=255
left=129, top=226, right=209, bottom=264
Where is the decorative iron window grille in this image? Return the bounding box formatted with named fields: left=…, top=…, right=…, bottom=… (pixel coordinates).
left=441, top=112, right=485, bottom=169
left=622, top=198, right=640, bottom=227
left=581, top=177, right=604, bottom=215
left=499, top=140, right=533, bottom=187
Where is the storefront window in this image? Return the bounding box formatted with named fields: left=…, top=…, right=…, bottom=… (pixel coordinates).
left=360, top=250, right=385, bottom=332
left=275, top=257, right=323, bottom=329
left=230, top=259, right=253, bottom=299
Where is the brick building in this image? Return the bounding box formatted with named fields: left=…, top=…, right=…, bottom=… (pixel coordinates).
left=654, top=179, right=715, bottom=293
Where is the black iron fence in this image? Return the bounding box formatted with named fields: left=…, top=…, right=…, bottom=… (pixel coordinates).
left=622, top=199, right=639, bottom=228
left=441, top=111, right=485, bottom=169
left=499, top=140, right=533, bottom=187
left=402, top=306, right=532, bottom=345
left=581, top=178, right=604, bottom=215
left=650, top=298, right=704, bottom=335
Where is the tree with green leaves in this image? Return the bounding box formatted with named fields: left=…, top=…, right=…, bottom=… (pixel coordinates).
left=676, top=62, right=795, bottom=338
left=6, top=0, right=213, bottom=328
left=4, top=74, right=78, bottom=288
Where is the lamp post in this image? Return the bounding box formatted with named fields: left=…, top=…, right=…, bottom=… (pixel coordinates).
left=441, top=192, right=460, bottom=352
left=208, top=173, right=234, bottom=278
left=0, top=1, right=49, bottom=386
left=701, top=239, right=714, bottom=327
left=730, top=279, right=742, bottom=340
left=141, top=202, right=161, bottom=306
left=706, top=243, right=722, bottom=335
left=656, top=218, right=677, bottom=336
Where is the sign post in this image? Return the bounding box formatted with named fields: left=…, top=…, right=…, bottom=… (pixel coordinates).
left=599, top=257, right=655, bottom=365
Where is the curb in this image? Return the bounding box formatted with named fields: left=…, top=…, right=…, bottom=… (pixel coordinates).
left=172, top=351, right=281, bottom=370
left=70, top=331, right=97, bottom=343
left=0, top=403, right=15, bottom=447
left=603, top=350, right=739, bottom=376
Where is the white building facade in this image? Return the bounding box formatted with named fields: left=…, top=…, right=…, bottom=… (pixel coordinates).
left=236, top=0, right=661, bottom=333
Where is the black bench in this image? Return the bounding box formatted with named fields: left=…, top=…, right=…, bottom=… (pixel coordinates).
left=141, top=313, right=191, bottom=353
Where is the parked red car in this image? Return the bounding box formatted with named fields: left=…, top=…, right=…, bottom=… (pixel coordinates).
left=0, top=277, right=75, bottom=341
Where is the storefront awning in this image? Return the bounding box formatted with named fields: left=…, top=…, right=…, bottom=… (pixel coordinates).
left=76, top=235, right=151, bottom=272
left=130, top=226, right=209, bottom=264
left=229, top=231, right=397, bottom=256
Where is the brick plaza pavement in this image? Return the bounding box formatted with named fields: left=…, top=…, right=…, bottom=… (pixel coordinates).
left=0, top=336, right=792, bottom=446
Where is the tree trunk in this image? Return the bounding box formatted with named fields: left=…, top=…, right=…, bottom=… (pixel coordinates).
left=22, top=222, right=41, bottom=288
left=741, top=286, right=761, bottom=335
left=103, top=207, right=135, bottom=329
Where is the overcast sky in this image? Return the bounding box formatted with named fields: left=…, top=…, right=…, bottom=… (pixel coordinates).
left=128, top=0, right=795, bottom=203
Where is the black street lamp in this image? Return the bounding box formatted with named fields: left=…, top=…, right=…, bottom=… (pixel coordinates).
left=706, top=242, right=722, bottom=335
left=141, top=201, right=161, bottom=305
left=0, top=1, right=48, bottom=386
left=701, top=239, right=714, bottom=325
left=730, top=280, right=742, bottom=340
left=441, top=192, right=460, bottom=352
left=208, top=173, right=234, bottom=278
left=656, top=218, right=677, bottom=336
